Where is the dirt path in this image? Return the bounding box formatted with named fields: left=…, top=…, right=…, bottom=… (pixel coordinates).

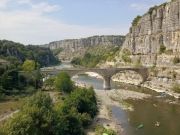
left=0, top=110, right=19, bottom=122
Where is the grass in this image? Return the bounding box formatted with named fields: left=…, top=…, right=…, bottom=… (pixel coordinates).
left=0, top=97, right=23, bottom=116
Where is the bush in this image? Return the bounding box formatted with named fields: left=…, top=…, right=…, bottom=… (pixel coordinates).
left=173, top=57, right=180, bottom=64
left=121, top=49, right=131, bottom=63
left=172, top=83, right=180, bottom=93
left=44, top=77, right=55, bottom=87
left=159, top=44, right=166, bottom=54
left=64, top=87, right=98, bottom=118
left=95, top=125, right=117, bottom=135
left=132, top=15, right=142, bottom=26
left=54, top=107, right=85, bottom=135
left=2, top=92, right=55, bottom=135
left=22, top=60, right=37, bottom=72
left=54, top=72, right=74, bottom=93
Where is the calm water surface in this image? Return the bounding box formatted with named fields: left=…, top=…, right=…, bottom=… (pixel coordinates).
left=60, top=63, right=180, bottom=135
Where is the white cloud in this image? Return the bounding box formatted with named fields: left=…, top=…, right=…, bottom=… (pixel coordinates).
left=0, top=0, right=125, bottom=45
left=0, top=0, right=10, bottom=9
left=31, top=2, right=60, bottom=13
left=130, top=3, right=151, bottom=11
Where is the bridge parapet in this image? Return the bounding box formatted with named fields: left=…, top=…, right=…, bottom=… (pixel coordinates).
left=41, top=67, right=149, bottom=90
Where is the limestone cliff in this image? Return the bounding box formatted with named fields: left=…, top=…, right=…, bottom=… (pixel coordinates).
left=122, top=0, right=180, bottom=67
left=44, top=35, right=125, bottom=60
left=108, top=0, right=180, bottom=97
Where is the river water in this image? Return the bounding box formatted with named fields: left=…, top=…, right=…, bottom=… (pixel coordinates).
left=57, top=63, right=180, bottom=135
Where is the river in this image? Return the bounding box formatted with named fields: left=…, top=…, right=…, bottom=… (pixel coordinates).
left=56, top=63, right=180, bottom=135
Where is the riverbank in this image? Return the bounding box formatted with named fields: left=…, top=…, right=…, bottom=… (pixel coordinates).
left=83, top=86, right=150, bottom=135
left=112, top=78, right=180, bottom=99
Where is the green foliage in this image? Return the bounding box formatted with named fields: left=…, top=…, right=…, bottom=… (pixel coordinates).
left=173, top=56, right=180, bottom=64
left=54, top=107, right=85, bottom=135
left=54, top=72, right=74, bottom=93
left=22, top=60, right=36, bottom=72
left=1, top=69, right=19, bottom=90
left=2, top=86, right=98, bottom=135
left=64, top=87, right=98, bottom=118
left=172, top=83, right=180, bottom=93
left=95, top=125, right=117, bottom=135
left=0, top=40, right=59, bottom=67
left=2, top=92, right=55, bottom=135
left=121, top=49, right=131, bottom=63
left=71, top=46, right=120, bottom=68
left=159, top=44, right=166, bottom=54
left=44, top=77, right=55, bottom=86
left=132, top=15, right=142, bottom=26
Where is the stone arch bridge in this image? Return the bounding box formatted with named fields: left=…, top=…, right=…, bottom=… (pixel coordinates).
left=41, top=67, right=149, bottom=90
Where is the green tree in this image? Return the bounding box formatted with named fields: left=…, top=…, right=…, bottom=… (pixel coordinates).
left=54, top=107, right=85, bottom=135
left=22, top=60, right=36, bottom=72
left=64, top=87, right=98, bottom=118
left=54, top=72, right=74, bottom=93
left=1, top=69, right=19, bottom=90
left=2, top=92, right=55, bottom=135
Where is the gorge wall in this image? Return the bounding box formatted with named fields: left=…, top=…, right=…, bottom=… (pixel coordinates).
left=44, top=35, right=125, bottom=60
left=122, top=0, right=180, bottom=67
left=108, top=0, right=180, bottom=97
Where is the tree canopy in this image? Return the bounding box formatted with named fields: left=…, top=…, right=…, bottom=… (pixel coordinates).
left=54, top=72, right=74, bottom=93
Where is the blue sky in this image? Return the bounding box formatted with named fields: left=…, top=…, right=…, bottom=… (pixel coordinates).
left=0, top=0, right=166, bottom=44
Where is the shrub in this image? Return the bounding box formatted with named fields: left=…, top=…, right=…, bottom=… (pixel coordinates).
left=64, top=87, right=98, bottom=118
left=159, top=44, right=166, bottom=54
left=2, top=92, right=55, bottom=135
left=173, top=56, right=180, bottom=64
left=132, top=15, right=142, bottom=26
left=54, top=72, right=74, bottom=93
left=54, top=107, right=85, bottom=135
left=22, top=60, right=36, bottom=72
left=95, top=125, right=117, bottom=135
left=172, top=83, right=180, bottom=93
left=121, top=49, right=131, bottom=63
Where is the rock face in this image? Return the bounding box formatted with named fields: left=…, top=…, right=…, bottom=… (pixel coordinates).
left=109, top=0, right=180, bottom=97
left=45, top=35, right=125, bottom=60
left=122, top=0, right=180, bottom=66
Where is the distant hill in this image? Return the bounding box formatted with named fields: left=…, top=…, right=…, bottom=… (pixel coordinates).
left=43, top=35, right=125, bottom=61
left=0, top=40, right=59, bottom=67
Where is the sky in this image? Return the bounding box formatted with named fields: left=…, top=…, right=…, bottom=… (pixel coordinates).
left=0, top=0, right=166, bottom=45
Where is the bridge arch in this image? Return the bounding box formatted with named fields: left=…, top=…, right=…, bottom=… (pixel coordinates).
left=41, top=67, right=149, bottom=90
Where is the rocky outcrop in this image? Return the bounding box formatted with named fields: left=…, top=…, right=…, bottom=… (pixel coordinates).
left=110, top=0, right=180, bottom=97
left=122, top=0, right=180, bottom=66
left=44, top=35, right=125, bottom=60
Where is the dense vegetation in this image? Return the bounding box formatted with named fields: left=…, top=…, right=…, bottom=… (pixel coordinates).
left=0, top=40, right=60, bottom=99
left=54, top=72, right=74, bottom=93
left=1, top=72, right=98, bottom=135
left=0, top=40, right=59, bottom=67
left=71, top=45, right=120, bottom=67
left=0, top=60, right=41, bottom=98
